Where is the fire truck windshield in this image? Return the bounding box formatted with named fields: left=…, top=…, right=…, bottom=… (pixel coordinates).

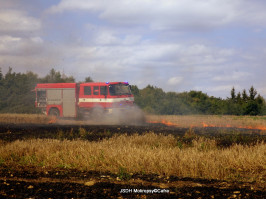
left=109, top=83, right=131, bottom=96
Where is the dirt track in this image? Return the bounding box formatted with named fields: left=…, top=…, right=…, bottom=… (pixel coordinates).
left=0, top=123, right=265, bottom=198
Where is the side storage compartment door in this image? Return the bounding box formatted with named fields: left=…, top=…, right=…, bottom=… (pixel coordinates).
left=46, top=89, right=62, bottom=105
left=62, top=88, right=76, bottom=117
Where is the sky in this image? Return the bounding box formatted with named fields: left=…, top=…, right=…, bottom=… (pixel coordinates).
left=1, top=0, right=266, bottom=99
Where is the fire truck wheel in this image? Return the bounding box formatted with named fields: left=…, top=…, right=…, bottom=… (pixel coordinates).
left=49, top=108, right=60, bottom=117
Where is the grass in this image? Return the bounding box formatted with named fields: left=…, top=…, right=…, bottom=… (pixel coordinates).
left=146, top=114, right=266, bottom=130
left=0, top=113, right=51, bottom=124
left=0, top=132, right=265, bottom=182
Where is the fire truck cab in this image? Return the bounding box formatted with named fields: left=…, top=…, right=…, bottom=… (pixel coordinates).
left=35, top=82, right=134, bottom=118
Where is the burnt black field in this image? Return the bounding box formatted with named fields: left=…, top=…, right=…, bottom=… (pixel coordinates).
left=0, top=123, right=265, bottom=147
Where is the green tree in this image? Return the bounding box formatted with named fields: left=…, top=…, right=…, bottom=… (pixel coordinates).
left=0, top=67, right=2, bottom=80
left=236, top=92, right=242, bottom=104
left=0, top=67, right=265, bottom=116
left=242, top=89, right=248, bottom=102
left=248, top=86, right=257, bottom=100
left=0, top=68, right=39, bottom=113
left=138, top=85, right=165, bottom=114
left=40, top=68, right=75, bottom=83
left=84, top=76, right=94, bottom=82
left=242, top=86, right=263, bottom=115
left=230, top=87, right=236, bottom=100
left=244, top=101, right=259, bottom=115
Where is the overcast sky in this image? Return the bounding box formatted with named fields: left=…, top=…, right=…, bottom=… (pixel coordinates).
left=1, top=0, right=266, bottom=98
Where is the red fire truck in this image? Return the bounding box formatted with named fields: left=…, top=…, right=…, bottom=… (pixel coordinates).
left=35, top=82, right=135, bottom=118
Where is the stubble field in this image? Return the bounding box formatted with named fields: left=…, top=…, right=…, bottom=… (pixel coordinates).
left=0, top=114, right=265, bottom=198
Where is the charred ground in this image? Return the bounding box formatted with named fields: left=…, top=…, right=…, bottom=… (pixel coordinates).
left=0, top=167, right=265, bottom=199
left=0, top=123, right=264, bottom=147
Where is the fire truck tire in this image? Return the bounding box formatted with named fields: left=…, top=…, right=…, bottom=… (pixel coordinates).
left=49, top=108, right=60, bottom=117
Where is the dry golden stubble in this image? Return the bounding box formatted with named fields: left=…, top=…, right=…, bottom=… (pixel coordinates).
left=0, top=132, right=265, bottom=182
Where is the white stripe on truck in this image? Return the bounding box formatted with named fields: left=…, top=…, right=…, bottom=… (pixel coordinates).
left=79, top=97, right=134, bottom=103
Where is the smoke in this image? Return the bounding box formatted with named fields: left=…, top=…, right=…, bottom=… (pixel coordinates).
left=81, top=105, right=146, bottom=126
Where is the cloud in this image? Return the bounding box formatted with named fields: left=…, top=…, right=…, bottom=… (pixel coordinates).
left=48, top=0, right=102, bottom=13
left=0, top=38, right=63, bottom=76
left=48, top=0, right=266, bottom=31
left=56, top=39, right=238, bottom=92
left=212, top=71, right=252, bottom=82
left=167, top=76, right=184, bottom=86
left=0, top=35, right=44, bottom=56
left=194, top=84, right=236, bottom=97
left=94, top=31, right=120, bottom=45
left=0, top=9, right=41, bottom=34
left=1, top=0, right=266, bottom=99
left=50, top=0, right=231, bottom=30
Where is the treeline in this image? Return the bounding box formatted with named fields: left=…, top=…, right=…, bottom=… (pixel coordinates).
left=131, top=85, right=266, bottom=115
left=0, top=68, right=80, bottom=113
left=0, top=67, right=265, bottom=115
